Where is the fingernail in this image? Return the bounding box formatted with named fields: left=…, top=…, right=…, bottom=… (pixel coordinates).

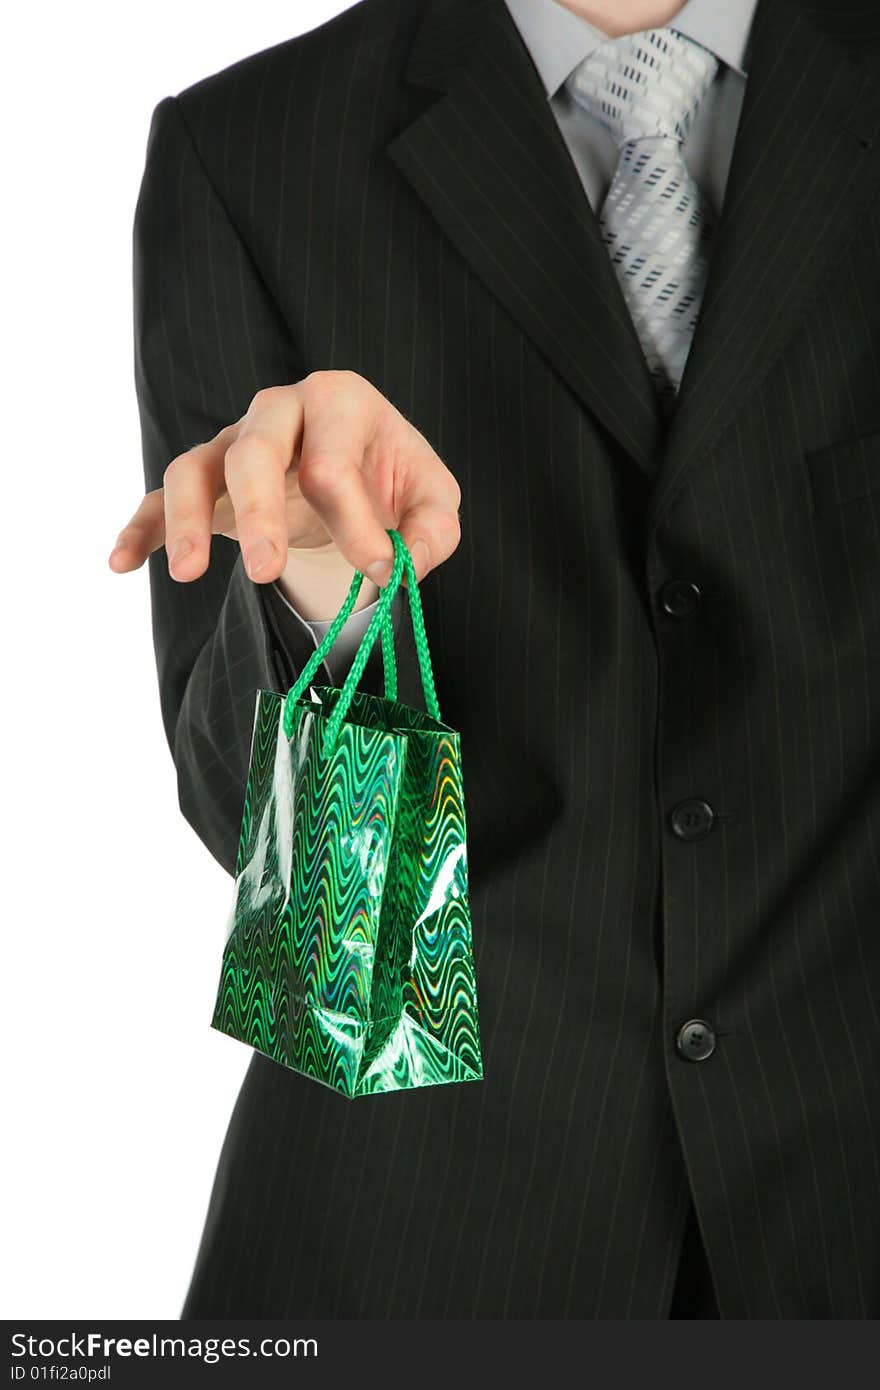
left=244, top=537, right=277, bottom=577
left=409, top=538, right=429, bottom=579
left=169, top=537, right=193, bottom=569
left=366, top=558, right=393, bottom=586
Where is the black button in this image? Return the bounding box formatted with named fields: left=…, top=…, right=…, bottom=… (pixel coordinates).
left=676, top=1019, right=716, bottom=1061
left=660, top=579, right=702, bottom=618
left=670, top=799, right=715, bottom=840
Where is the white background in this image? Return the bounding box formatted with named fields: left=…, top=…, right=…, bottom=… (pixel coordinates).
left=3, top=0, right=360, bottom=1320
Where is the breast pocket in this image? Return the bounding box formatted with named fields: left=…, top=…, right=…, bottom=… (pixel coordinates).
left=806, top=431, right=880, bottom=514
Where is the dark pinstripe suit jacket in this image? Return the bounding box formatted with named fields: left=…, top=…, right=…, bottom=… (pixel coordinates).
left=133, top=0, right=880, bottom=1318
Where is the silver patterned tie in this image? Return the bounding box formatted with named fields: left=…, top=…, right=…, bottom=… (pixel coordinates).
left=567, top=28, right=719, bottom=411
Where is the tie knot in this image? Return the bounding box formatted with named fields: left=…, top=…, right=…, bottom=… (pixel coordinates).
left=566, top=27, right=719, bottom=147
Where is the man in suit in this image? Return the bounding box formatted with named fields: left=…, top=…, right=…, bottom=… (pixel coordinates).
left=111, top=0, right=880, bottom=1317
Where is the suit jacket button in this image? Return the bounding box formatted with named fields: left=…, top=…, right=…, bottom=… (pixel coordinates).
left=670, top=798, right=715, bottom=840
left=676, top=1019, right=716, bottom=1061
left=660, top=578, right=702, bottom=617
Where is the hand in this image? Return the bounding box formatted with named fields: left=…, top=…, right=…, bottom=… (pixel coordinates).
left=109, top=370, right=462, bottom=588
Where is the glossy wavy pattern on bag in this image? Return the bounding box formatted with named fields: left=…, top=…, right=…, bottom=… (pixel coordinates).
left=211, top=686, right=483, bottom=1097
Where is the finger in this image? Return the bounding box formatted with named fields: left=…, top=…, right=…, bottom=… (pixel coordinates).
left=224, top=387, right=308, bottom=581
left=107, top=489, right=167, bottom=571
left=393, top=445, right=462, bottom=586
left=396, top=502, right=462, bottom=588
left=295, top=388, right=396, bottom=583
left=108, top=420, right=239, bottom=575
left=163, top=431, right=231, bottom=581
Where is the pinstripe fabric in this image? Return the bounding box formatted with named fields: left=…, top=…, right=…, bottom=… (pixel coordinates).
left=132, top=0, right=880, bottom=1318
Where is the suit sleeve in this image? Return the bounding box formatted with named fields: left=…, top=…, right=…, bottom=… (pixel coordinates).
left=132, top=92, right=382, bottom=876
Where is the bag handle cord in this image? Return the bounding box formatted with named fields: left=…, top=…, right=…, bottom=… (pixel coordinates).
left=282, top=529, right=441, bottom=756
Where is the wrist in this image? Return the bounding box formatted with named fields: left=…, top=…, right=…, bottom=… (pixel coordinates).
left=276, top=546, right=380, bottom=621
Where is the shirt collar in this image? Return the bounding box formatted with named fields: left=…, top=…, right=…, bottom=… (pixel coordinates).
left=503, top=0, right=759, bottom=96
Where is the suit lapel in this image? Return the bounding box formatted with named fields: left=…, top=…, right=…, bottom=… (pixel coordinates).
left=386, top=0, right=666, bottom=480
left=387, top=0, right=880, bottom=508
left=647, top=0, right=880, bottom=540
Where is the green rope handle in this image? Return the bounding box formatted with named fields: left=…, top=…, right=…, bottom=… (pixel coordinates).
left=380, top=594, right=397, bottom=702
left=282, top=529, right=441, bottom=758
left=281, top=566, right=393, bottom=737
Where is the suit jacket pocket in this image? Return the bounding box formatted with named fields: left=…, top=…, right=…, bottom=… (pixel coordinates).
left=806, top=431, right=880, bottom=514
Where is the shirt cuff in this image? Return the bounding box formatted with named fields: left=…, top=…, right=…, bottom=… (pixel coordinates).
left=271, top=580, right=383, bottom=687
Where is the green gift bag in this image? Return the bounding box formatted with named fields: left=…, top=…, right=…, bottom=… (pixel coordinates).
left=210, top=528, right=484, bottom=1097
